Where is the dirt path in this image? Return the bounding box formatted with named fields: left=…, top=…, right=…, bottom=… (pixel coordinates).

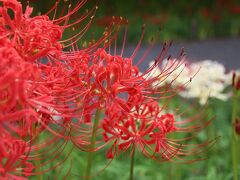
left=123, top=37, right=240, bottom=71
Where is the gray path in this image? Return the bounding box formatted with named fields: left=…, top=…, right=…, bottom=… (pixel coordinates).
left=123, top=38, right=240, bottom=71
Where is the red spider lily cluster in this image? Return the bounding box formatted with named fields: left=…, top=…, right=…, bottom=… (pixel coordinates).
left=0, top=0, right=213, bottom=179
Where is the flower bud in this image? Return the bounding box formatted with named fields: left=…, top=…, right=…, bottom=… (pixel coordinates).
left=235, top=118, right=240, bottom=135
left=232, top=72, right=240, bottom=90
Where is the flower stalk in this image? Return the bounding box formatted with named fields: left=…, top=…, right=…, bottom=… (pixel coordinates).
left=232, top=89, right=240, bottom=180
left=35, top=159, right=43, bottom=180
left=33, top=125, right=43, bottom=180
left=85, top=109, right=101, bottom=178
left=129, top=148, right=136, bottom=180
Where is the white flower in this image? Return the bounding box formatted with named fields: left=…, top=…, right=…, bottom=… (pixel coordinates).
left=147, top=59, right=233, bottom=105
left=180, top=60, right=232, bottom=105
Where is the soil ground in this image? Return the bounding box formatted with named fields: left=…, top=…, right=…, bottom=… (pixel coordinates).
left=123, top=37, right=240, bottom=71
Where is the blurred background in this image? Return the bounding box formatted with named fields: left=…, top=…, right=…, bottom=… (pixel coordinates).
left=25, top=0, right=240, bottom=42
left=26, top=0, right=240, bottom=42
left=93, top=0, right=240, bottom=42
left=25, top=0, right=240, bottom=69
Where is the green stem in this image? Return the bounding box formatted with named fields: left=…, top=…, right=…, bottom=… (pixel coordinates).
left=85, top=109, right=101, bottom=178
left=35, top=160, right=43, bottom=180
left=129, top=148, right=135, bottom=180
left=168, top=133, right=181, bottom=180
left=232, top=90, right=239, bottom=180
left=34, top=132, right=43, bottom=180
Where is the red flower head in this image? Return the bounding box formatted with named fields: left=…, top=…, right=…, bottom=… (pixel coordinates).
left=102, top=99, right=177, bottom=159
left=0, top=46, right=37, bottom=111
left=64, top=48, right=144, bottom=124
left=69, top=25, right=213, bottom=164
left=100, top=95, right=213, bottom=163
left=0, top=43, right=46, bottom=136
left=0, top=0, right=62, bottom=61
left=0, top=130, right=33, bottom=179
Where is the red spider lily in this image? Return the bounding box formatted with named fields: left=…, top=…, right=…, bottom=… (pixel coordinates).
left=0, top=44, right=71, bottom=178
left=0, top=0, right=216, bottom=178
left=0, top=130, right=33, bottom=179
left=0, top=44, right=54, bottom=136
left=100, top=97, right=213, bottom=162
left=67, top=19, right=214, bottom=166
left=0, top=4, right=72, bottom=178
left=69, top=42, right=213, bottom=163
left=68, top=42, right=185, bottom=124
left=0, top=0, right=62, bottom=61
left=77, top=48, right=143, bottom=122
left=0, top=0, right=90, bottom=131
left=101, top=100, right=176, bottom=159
left=0, top=0, right=105, bottom=177
left=0, top=46, right=75, bottom=177
left=0, top=0, right=106, bottom=60
left=0, top=46, right=39, bottom=110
